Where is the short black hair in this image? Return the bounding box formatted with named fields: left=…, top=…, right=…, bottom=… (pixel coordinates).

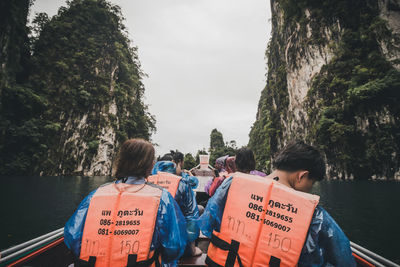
left=170, top=150, right=184, bottom=163
left=235, top=147, right=256, bottom=173
left=159, top=153, right=173, bottom=161
left=273, top=140, right=325, bottom=181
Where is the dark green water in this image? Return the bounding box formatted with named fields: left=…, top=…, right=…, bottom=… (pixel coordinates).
left=0, top=177, right=399, bottom=263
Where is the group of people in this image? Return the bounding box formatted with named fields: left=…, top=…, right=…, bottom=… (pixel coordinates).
left=205, top=148, right=267, bottom=197
left=64, top=138, right=356, bottom=266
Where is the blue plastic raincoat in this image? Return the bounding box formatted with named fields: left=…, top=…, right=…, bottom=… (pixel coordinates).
left=151, top=161, right=199, bottom=190
left=198, top=177, right=356, bottom=267
left=151, top=161, right=200, bottom=242
left=64, top=177, right=187, bottom=266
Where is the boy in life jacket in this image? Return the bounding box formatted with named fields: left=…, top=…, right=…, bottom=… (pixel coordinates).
left=151, top=151, right=201, bottom=256
left=198, top=141, right=356, bottom=266
left=64, top=139, right=187, bottom=267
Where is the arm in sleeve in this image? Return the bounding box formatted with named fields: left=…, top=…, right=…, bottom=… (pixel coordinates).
left=181, top=172, right=199, bottom=190
left=299, top=206, right=356, bottom=267
left=197, top=177, right=232, bottom=238
left=64, top=189, right=97, bottom=257
left=175, top=179, right=200, bottom=242
left=155, top=190, right=188, bottom=263
left=319, top=207, right=356, bottom=266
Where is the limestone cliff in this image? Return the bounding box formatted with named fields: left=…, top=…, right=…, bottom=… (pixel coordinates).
left=32, top=0, right=155, bottom=176
left=0, top=0, right=155, bottom=176
left=0, top=0, right=39, bottom=175
left=249, top=0, right=400, bottom=180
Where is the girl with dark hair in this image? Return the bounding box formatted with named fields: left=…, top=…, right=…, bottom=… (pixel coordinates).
left=64, top=139, right=187, bottom=266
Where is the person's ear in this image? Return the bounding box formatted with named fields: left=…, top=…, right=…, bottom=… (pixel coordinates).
left=298, top=170, right=309, bottom=182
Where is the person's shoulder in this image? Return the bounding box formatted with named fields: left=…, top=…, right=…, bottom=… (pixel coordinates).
left=80, top=187, right=99, bottom=206
left=221, top=176, right=233, bottom=188
left=312, top=205, right=329, bottom=223
left=313, top=205, right=345, bottom=235
left=314, top=205, right=326, bottom=217
left=314, top=206, right=334, bottom=223
left=145, top=182, right=174, bottom=204
left=212, top=176, right=232, bottom=197
left=146, top=181, right=165, bottom=191
left=158, top=186, right=177, bottom=203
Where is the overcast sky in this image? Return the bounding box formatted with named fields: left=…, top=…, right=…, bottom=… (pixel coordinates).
left=30, top=0, right=272, bottom=157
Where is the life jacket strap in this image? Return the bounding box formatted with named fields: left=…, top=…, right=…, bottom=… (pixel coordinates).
left=207, top=233, right=282, bottom=267
left=76, top=256, right=96, bottom=267
left=127, top=250, right=160, bottom=267
left=76, top=251, right=160, bottom=267
left=206, top=233, right=244, bottom=267
left=269, top=256, right=281, bottom=267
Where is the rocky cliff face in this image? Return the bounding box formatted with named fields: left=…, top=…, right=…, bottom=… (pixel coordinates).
left=0, top=0, right=40, bottom=175
left=249, top=0, right=400, bottom=180
left=0, top=0, right=155, bottom=176
left=0, top=0, right=31, bottom=97
left=32, top=0, right=155, bottom=176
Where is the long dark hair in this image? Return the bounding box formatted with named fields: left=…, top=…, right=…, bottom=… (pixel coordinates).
left=170, top=150, right=184, bottom=164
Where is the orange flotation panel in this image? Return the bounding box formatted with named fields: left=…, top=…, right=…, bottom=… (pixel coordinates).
left=147, top=172, right=181, bottom=198
left=79, top=182, right=162, bottom=267
left=206, top=172, right=319, bottom=267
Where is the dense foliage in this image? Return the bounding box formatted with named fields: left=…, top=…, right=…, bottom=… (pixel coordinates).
left=210, top=129, right=224, bottom=151
left=183, top=153, right=196, bottom=170
left=0, top=0, right=155, bottom=175
left=248, top=6, right=289, bottom=172
left=249, top=0, right=400, bottom=179
left=208, top=128, right=237, bottom=165
left=0, top=0, right=40, bottom=175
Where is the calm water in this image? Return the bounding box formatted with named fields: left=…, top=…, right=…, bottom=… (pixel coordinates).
left=0, top=177, right=399, bottom=263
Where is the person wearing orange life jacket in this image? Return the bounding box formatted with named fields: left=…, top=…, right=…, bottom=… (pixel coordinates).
left=151, top=151, right=201, bottom=257
left=198, top=141, right=356, bottom=266
left=64, top=139, right=187, bottom=267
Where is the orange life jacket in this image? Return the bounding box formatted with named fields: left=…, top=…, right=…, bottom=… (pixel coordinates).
left=206, top=172, right=320, bottom=267
left=79, top=182, right=162, bottom=267
left=147, top=172, right=181, bottom=198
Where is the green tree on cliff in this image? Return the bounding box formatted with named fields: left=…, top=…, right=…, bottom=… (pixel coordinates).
left=183, top=153, right=196, bottom=170
left=209, top=129, right=237, bottom=166
left=0, top=0, right=47, bottom=175
left=249, top=0, right=400, bottom=179
left=210, top=128, right=225, bottom=151
left=0, top=0, right=155, bottom=175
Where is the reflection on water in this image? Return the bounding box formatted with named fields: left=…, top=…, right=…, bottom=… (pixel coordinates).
left=0, top=177, right=399, bottom=263
left=0, top=176, right=113, bottom=251
left=311, top=180, right=400, bottom=264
